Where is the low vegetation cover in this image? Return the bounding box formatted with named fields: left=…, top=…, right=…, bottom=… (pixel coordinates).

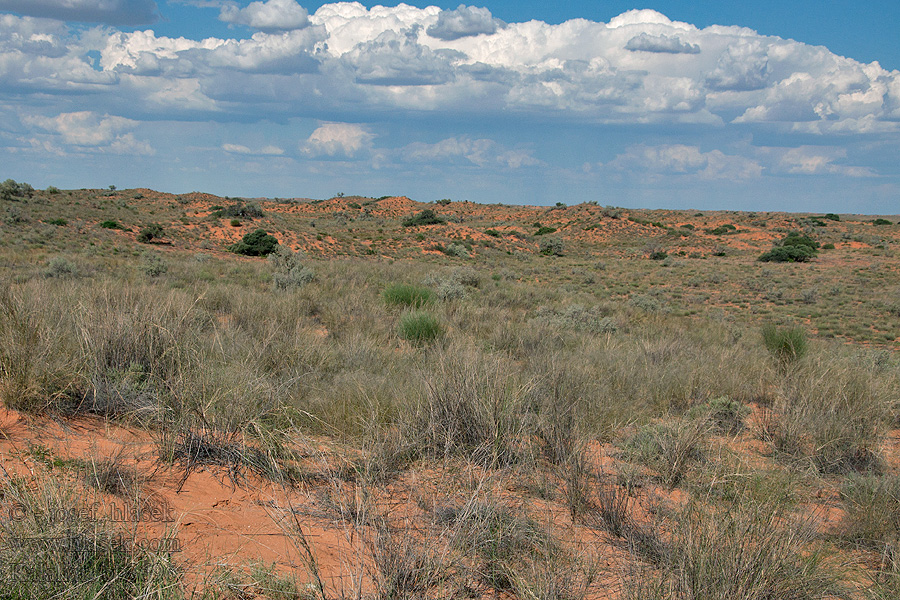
left=0, top=182, right=898, bottom=598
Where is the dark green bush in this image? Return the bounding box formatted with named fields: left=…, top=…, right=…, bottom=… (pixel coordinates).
left=535, top=226, right=557, bottom=236
left=215, top=202, right=263, bottom=220
left=100, top=220, right=128, bottom=231
left=758, top=246, right=816, bottom=263
left=873, top=218, right=893, bottom=226
left=402, top=209, right=444, bottom=227
left=228, top=228, right=278, bottom=256
left=484, top=229, right=502, bottom=237
left=136, top=224, right=164, bottom=243
left=823, top=213, right=840, bottom=221
left=45, top=218, right=67, bottom=226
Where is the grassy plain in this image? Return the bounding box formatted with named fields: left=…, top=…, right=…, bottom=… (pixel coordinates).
left=0, top=184, right=898, bottom=598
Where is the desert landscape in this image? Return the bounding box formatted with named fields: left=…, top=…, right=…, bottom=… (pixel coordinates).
left=0, top=181, right=898, bottom=598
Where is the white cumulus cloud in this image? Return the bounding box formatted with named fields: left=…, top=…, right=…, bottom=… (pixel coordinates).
left=22, top=111, right=154, bottom=154
left=605, top=144, right=762, bottom=180
left=223, top=143, right=283, bottom=155
left=401, top=137, right=539, bottom=169
left=219, top=0, right=310, bottom=32
left=426, top=5, right=503, bottom=41
left=302, top=122, right=373, bottom=157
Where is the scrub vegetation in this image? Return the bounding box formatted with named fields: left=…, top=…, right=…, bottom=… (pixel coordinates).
left=0, top=184, right=898, bottom=598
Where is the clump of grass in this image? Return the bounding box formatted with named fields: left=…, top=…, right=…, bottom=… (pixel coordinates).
left=622, top=418, right=709, bottom=487
left=398, top=310, right=443, bottom=345
left=625, top=500, right=840, bottom=600
left=439, top=496, right=556, bottom=591
left=382, top=283, right=432, bottom=308
left=839, top=472, right=900, bottom=582
left=0, top=474, right=182, bottom=598
left=687, top=396, right=749, bottom=435
left=762, top=323, right=807, bottom=368
left=83, top=448, right=142, bottom=498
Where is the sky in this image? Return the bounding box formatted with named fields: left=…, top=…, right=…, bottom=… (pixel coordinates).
left=1, top=1, right=899, bottom=213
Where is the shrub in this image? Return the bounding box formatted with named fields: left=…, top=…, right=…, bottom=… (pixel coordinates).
left=216, top=201, right=264, bottom=219
left=539, top=237, right=564, bottom=256
left=383, top=283, right=432, bottom=308
left=649, top=250, right=668, bottom=260
left=402, top=209, right=444, bottom=227
left=46, top=186, right=60, bottom=195
left=230, top=219, right=241, bottom=227
left=761, top=323, right=807, bottom=367
left=822, top=242, right=835, bottom=250
left=0, top=178, right=34, bottom=201
left=535, top=226, right=557, bottom=236
left=268, top=246, right=314, bottom=289
left=442, top=242, right=469, bottom=257
left=136, top=223, right=163, bottom=243
left=706, top=224, right=737, bottom=235
left=45, top=218, right=67, bottom=226
left=43, top=257, right=78, bottom=279
left=824, top=213, right=840, bottom=221
left=142, top=254, right=168, bottom=277
left=758, top=245, right=816, bottom=263
left=229, top=228, right=278, bottom=256
left=484, top=229, right=501, bottom=237
left=782, top=231, right=820, bottom=250
left=873, top=218, right=893, bottom=226
left=398, top=311, right=443, bottom=345
left=100, top=220, right=128, bottom=231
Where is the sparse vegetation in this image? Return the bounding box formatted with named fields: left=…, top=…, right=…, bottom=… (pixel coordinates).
left=0, top=185, right=897, bottom=598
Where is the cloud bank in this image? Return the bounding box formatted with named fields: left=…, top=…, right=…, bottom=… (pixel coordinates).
left=0, top=0, right=159, bottom=25
left=0, top=3, right=897, bottom=211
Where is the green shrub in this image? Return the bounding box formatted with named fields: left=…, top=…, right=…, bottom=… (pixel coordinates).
left=0, top=178, right=34, bottom=201
left=398, top=311, right=443, bottom=345
left=402, top=209, right=444, bottom=227
left=535, top=226, right=557, bottom=236
left=383, top=283, right=432, bottom=308
left=822, top=242, right=835, bottom=250
left=228, top=228, right=278, bottom=256
left=761, top=323, right=807, bottom=366
left=539, top=237, right=564, bottom=256
left=215, top=201, right=263, bottom=220
left=43, top=257, right=78, bottom=279
left=442, top=242, right=469, bottom=257
left=706, top=224, right=737, bottom=235
left=44, top=218, right=67, bottom=226
left=136, top=223, right=163, bottom=243
left=873, top=218, right=893, bottom=226
left=758, top=245, right=816, bottom=263
left=142, top=253, right=168, bottom=277
left=649, top=250, right=668, bottom=260
left=45, top=186, right=60, bottom=195
left=100, top=220, right=129, bottom=231
left=230, top=219, right=241, bottom=227
left=484, top=229, right=501, bottom=237
left=823, top=213, right=840, bottom=221
left=268, top=246, right=314, bottom=289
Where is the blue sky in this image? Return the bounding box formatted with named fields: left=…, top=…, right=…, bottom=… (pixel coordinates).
left=1, top=1, right=898, bottom=212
